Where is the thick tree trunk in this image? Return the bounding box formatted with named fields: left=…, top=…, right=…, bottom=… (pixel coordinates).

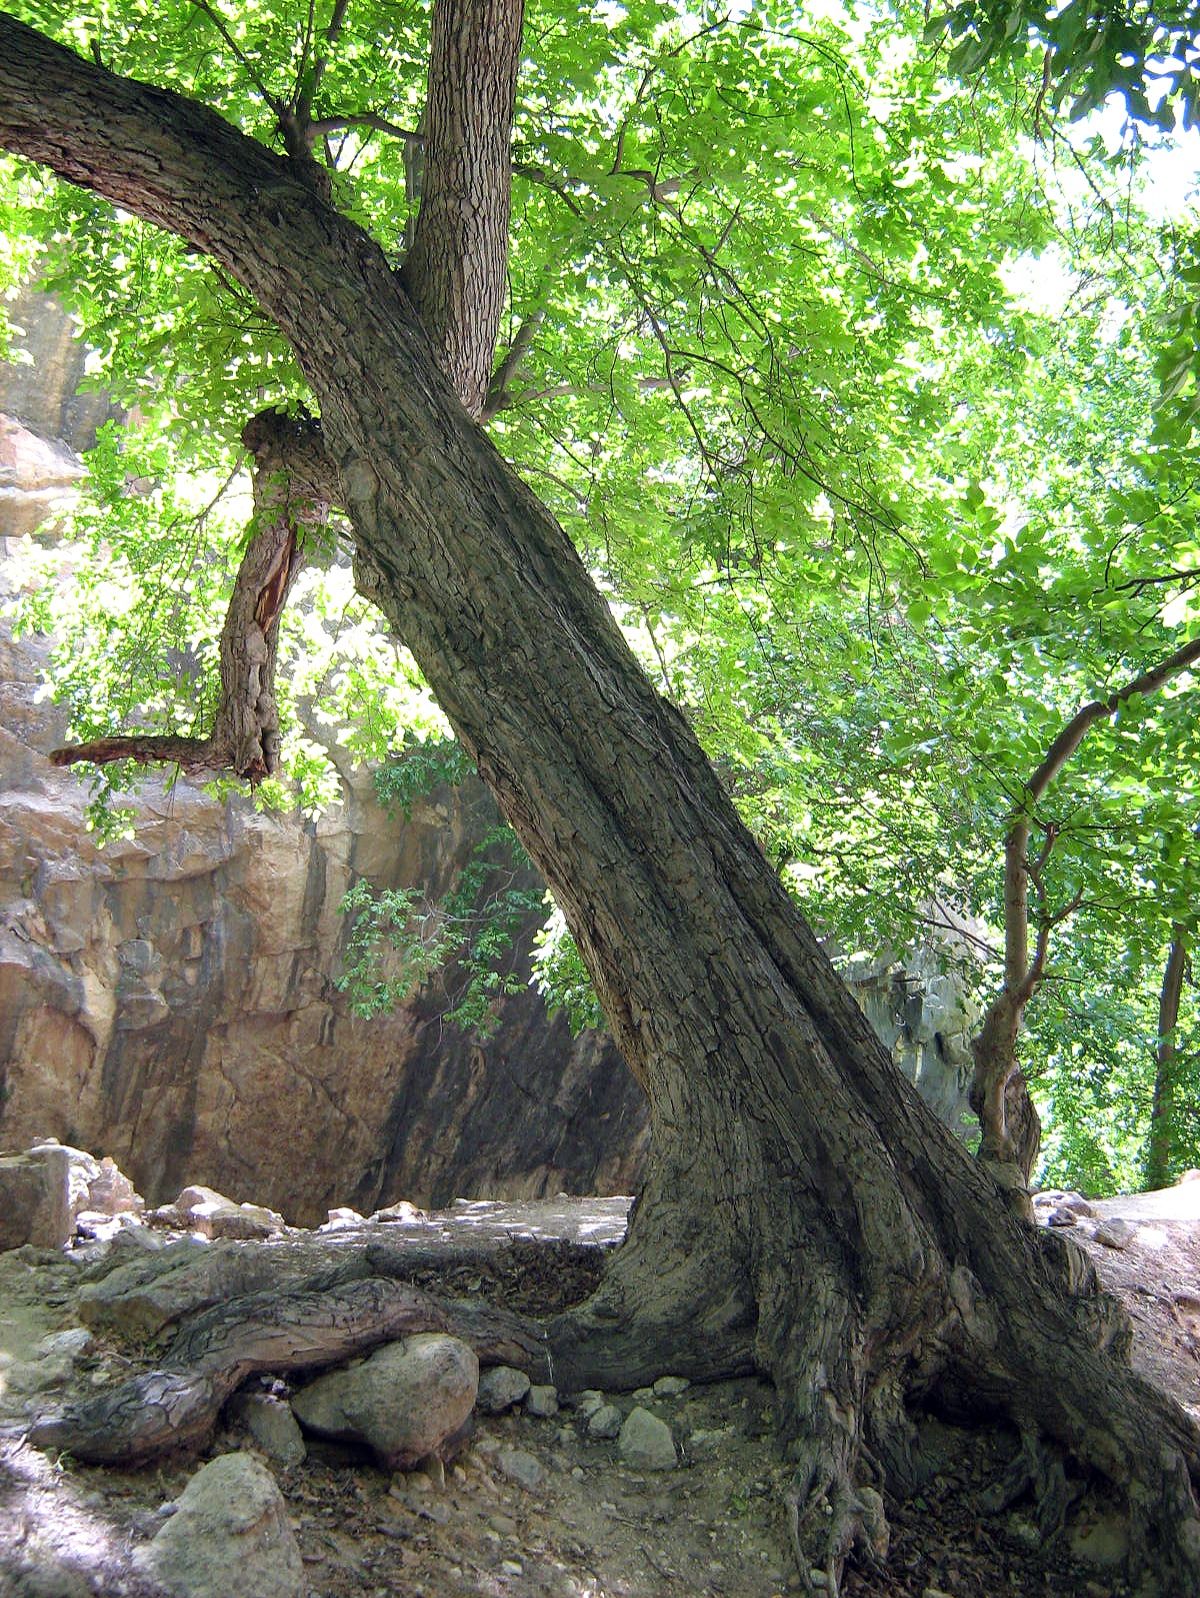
left=1146, top=924, right=1189, bottom=1191
left=2, top=19, right=1199, bottom=1592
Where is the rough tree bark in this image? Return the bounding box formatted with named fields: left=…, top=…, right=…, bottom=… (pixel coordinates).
left=971, top=636, right=1200, bottom=1207
left=48, top=408, right=330, bottom=782
left=1146, top=923, right=1190, bottom=1191
left=2, top=13, right=1199, bottom=1593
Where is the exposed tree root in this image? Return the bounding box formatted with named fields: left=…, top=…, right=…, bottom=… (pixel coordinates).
left=29, top=1276, right=547, bottom=1465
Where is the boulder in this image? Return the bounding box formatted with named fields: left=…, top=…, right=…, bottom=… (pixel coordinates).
left=85, top=1156, right=144, bottom=1217
left=132, top=1451, right=304, bottom=1598
left=173, top=1185, right=284, bottom=1241
left=0, top=1144, right=71, bottom=1250
left=586, top=1403, right=623, bottom=1440
left=1094, top=1218, right=1136, bottom=1251
left=524, top=1384, right=558, bottom=1418
left=291, top=1332, right=478, bottom=1469
left=618, top=1405, right=677, bottom=1471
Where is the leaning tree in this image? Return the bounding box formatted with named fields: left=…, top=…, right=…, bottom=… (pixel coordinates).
left=2, top=2, right=1199, bottom=1591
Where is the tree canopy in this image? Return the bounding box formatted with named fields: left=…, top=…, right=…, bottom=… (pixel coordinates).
left=4, top=1, right=1200, bottom=1590
left=4, top=0, right=1196, bottom=1191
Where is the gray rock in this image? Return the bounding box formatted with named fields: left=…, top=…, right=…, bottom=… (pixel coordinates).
left=494, top=1447, right=544, bottom=1490
left=37, top=1327, right=94, bottom=1360
left=652, top=1375, right=689, bottom=1398
left=1094, top=1218, right=1136, bottom=1251
left=292, top=1333, right=478, bottom=1469
left=132, top=1451, right=304, bottom=1598
left=231, top=1392, right=307, bottom=1467
left=8, top=1557, right=97, bottom=1597
left=618, top=1405, right=677, bottom=1470
left=586, top=1403, right=623, bottom=1440
left=1069, top=1510, right=1129, bottom=1569
left=1045, top=1207, right=1079, bottom=1227
left=0, top=1145, right=72, bottom=1251
left=524, top=1384, right=558, bottom=1418
left=477, top=1364, right=531, bottom=1414
left=687, top=1428, right=726, bottom=1458
left=574, top=1389, right=605, bottom=1417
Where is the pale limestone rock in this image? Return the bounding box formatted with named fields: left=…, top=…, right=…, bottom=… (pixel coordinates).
left=132, top=1452, right=303, bottom=1598
left=0, top=1144, right=71, bottom=1250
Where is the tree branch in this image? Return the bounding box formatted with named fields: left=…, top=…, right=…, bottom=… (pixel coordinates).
left=50, top=410, right=335, bottom=785
left=1028, top=632, right=1200, bottom=804
left=399, top=0, right=525, bottom=417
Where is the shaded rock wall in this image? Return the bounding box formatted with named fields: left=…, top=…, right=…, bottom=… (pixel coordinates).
left=0, top=617, right=650, bottom=1222
left=0, top=290, right=649, bottom=1224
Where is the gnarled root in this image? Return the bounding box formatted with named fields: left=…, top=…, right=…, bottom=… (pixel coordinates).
left=30, top=1276, right=547, bottom=1465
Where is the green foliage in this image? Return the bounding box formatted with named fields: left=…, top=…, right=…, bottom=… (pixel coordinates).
left=4, top=0, right=1200, bottom=1175
left=532, top=909, right=607, bottom=1037
left=340, top=742, right=544, bottom=1036
left=374, top=734, right=476, bottom=819
left=335, top=881, right=456, bottom=1018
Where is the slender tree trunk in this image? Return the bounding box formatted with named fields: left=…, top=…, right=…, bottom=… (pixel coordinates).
left=970, top=639, right=1200, bottom=1201
left=1146, top=923, right=1189, bottom=1191
left=3, top=19, right=1200, bottom=1593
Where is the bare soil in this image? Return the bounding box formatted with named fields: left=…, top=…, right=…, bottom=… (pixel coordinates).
left=0, top=1188, right=1197, bottom=1598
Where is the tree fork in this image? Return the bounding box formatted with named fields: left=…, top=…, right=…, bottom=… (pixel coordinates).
left=49, top=408, right=332, bottom=783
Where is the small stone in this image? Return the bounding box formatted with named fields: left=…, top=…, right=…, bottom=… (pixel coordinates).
left=652, top=1375, right=689, bottom=1398
left=231, top=1393, right=307, bottom=1468
left=570, top=1466, right=584, bottom=1480
left=922, top=1589, right=955, bottom=1598
left=37, top=1327, right=93, bottom=1360
left=586, top=1404, right=623, bottom=1440
left=499, top=1561, right=523, bottom=1577
left=1094, top=1219, right=1136, bottom=1251
left=477, top=1366, right=531, bottom=1414
left=1045, top=1207, right=1078, bottom=1227
left=495, top=1447, right=543, bottom=1491
left=687, top=1428, right=725, bottom=1458
left=632, top=1386, right=655, bottom=1402
left=489, top=1514, right=518, bottom=1537
left=524, top=1384, right=558, bottom=1418
left=618, top=1406, right=677, bottom=1471
left=574, top=1390, right=605, bottom=1417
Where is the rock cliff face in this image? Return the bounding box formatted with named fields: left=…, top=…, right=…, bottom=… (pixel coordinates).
left=0, top=610, right=650, bottom=1222
left=0, top=290, right=649, bottom=1224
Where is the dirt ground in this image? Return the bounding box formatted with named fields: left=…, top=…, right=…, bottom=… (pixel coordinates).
left=0, top=1187, right=1197, bottom=1598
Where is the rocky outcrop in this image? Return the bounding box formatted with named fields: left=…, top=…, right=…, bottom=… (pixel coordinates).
left=0, top=289, right=649, bottom=1223
left=0, top=698, right=650, bottom=1221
